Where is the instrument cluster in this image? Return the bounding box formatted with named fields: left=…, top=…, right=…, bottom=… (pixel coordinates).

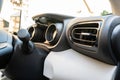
left=28, top=22, right=63, bottom=47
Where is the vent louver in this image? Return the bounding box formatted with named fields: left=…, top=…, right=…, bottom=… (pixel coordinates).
left=71, top=22, right=100, bottom=47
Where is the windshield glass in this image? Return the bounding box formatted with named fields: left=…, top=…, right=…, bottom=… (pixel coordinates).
left=0, top=0, right=112, bottom=32
left=29, top=0, right=112, bottom=17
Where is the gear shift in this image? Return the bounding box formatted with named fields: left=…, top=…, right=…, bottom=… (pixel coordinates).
left=5, top=29, right=49, bottom=80
left=18, top=29, right=34, bottom=53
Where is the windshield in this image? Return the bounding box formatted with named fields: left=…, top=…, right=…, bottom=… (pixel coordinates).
left=29, top=0, right=112, bottom=17
left=0, top=0, right=112, bottom=32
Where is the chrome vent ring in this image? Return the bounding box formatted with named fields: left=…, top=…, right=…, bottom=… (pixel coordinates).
left=70, top=22, right=101, bottom=47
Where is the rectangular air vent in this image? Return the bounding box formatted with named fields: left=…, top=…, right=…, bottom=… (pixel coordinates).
left=71, top=22, right=100, bottom=46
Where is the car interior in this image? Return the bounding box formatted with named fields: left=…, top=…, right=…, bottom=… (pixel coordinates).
left=1, top=0, right=120, bottom=80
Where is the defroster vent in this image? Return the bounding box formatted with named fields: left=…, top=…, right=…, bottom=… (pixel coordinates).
left=71, top=22, right=100, bottom=47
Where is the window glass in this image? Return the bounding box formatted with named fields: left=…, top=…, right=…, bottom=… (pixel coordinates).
left=0, top=0, right=112, bottom=32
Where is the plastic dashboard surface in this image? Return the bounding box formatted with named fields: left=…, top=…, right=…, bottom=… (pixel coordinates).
left=29, top=13, right=73, bottom=51
left=44, top=49, right=117, bottom=80
left=66, top=15, right=120, bottom=65
left=29, top=14, right=120, bottom=80
left=31, top=14, right=120, bottom=65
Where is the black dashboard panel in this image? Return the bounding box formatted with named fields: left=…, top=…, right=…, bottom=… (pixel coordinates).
left=32, top=13, right=74, bottom=24
left=67, top=15, right=120, bottom=65
left=29, top=13, right=120, bottom=65
left=28, top=13, right=74, bottom=51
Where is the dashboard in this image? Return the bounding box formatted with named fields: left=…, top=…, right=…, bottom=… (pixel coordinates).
left=28, top=13, right=120, bottom=65
left=41, top=14, right=120, bottom=80
left=29, top=13, right=120, bottom=80
left=28, top=13, right=73, bottom=51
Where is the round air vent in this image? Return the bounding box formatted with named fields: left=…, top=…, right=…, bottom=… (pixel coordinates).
left=45, top=23, right=63, bottom=45
left=28, top=24, right=47, bottom=42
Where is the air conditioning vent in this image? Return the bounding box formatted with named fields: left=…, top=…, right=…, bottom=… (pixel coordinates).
left=71, top=22, right=100, bottom=46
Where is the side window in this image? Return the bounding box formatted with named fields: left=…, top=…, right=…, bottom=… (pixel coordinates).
left=0, top=18, right=9, bottom=31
